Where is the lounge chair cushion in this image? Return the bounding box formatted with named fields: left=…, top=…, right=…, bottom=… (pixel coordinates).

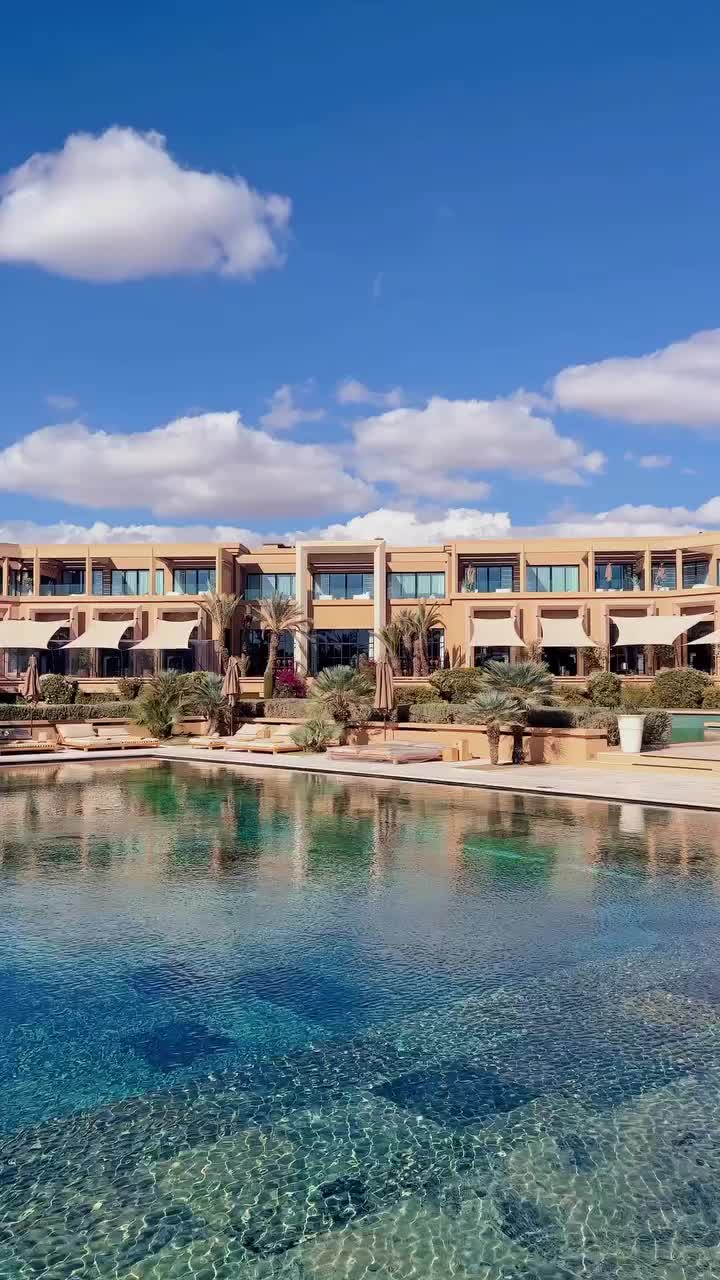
left=60, top=723, right=98, bottom=740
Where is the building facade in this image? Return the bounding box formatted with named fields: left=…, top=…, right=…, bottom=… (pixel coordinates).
left=1, top=533, right=719, bottom=692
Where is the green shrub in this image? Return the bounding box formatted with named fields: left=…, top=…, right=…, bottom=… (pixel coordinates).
left=526, top=706, right=578, bottom=729
left=650, top=667, right=710, bottom=709
left=556, top=684, right=590, bottom=707
left=619, top=685, right=653, bottom=711
left=75, top=689, right=119, bottom=704
left=117, top=677, right=142, bottom=700
left=702, top=685, right=720, bottom=709
left=408, top=702, right=454, bottom=723
left=397, top=684, right=435, bottom=705
left=576, top=707, right=620, bottom=745
left=290, top=716, right=336, bottom=752
left=587, top=672, right=622, bottom=708
left=264, top=699, right=309, bottom=720
left=641, top=711, right=672, bottom=749
left=0, top=702, right=137, bottom=722
left=429, top=667, right=484, bottom=703
left=39, top=673, right=77, bottom=704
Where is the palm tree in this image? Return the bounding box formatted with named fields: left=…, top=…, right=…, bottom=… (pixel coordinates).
left=190, top=671, right=227, bottom=736
left=466, top=688, right=525, bottom=766
left=411, top=600, right=444, bottom=676
left=376, top=619, right=406, bottom=676
left=253, top=592, right=307, bottom=699
left=479, top=660, right=556, bottom=763
left=309, top=666, right=374, bottom=743
left=131, top=672, right=197, bottom=740
left=201, top=591, right=241, bottom=673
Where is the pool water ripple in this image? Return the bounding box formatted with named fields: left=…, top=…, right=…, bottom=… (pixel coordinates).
left=1, top=760, right=720, bottom=1278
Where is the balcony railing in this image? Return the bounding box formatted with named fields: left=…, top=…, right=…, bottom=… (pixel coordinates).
left=39, top=582, right=86, bottom=596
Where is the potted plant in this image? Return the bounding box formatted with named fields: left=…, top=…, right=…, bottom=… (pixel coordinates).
left=617, top=711, right=645, bottom=753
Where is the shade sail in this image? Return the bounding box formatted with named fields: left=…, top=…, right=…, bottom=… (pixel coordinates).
left=611, top=613, right=713, bottom=646
left=0, top=618, right=67, bottom=649
left=471, top=615, right=523, bottom=647
left=540, top=615, right=595, bottom=648
left=689, top=627, right=720, bottom=645
left=131, top=618, right=198, bottom=650
left=63, top=620, right=134, bottom=650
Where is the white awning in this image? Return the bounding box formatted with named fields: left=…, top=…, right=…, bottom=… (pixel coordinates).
left=63, top=620, right=134, bottom=650
left=611, top=613, right=713, bottom=646
left=131, top=618, right=198, bottom=650
left=0, top=618, right=68, bottom=649
left=689, top=627, right=720, bottom=645
left=540, top=615, right=595, bottom=648
left=471, top=615, right=523, bottom=647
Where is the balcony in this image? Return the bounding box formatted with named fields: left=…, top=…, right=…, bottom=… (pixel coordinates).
left=460, top=562, right=515, bottom=594
left=595, top=560, right=645, bottom=592
left=244, top=572, right=296, bottom=601
left=388, top=571, right=445, bottom=600
left=313, top=572, right=374, bottom=601
left=526, top=565, right=580, bottom=593
left=651, top=560, right=676, bottom=591
left=39, top=580, right=85, bottom=597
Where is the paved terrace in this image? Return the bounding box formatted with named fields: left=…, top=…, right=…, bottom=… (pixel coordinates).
left=2, top=742, right=720, bottom=811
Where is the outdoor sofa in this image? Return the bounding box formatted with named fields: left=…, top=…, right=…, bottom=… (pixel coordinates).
left=0, top=726, right=57, bottom=755
left=327, top=742, right=444, bottom=764
left=57, top=723, right=159, bottom=751
left=188, top=724, right=270, bottom=750
left=247, top=726, right=301, bottom=754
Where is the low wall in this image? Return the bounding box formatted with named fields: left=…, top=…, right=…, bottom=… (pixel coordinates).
left=348, top=722, right=607, bottom=764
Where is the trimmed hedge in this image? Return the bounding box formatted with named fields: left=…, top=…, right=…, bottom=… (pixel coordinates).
left=576, top=707, right=672, bottom=750
left=397, top=685, right=436, bottom=705
left=263, top=699, right=308, bottom=720
left=650, top=667, right=710, bottom=709
left=702, top=685, right=720, bottom=710
left=526, top=707, right=578, bottom=729
left=588, top=672, right=622, bottom=708
left=0, top=702, right=137, bottom=722
left=408, top=702, right=454, bottom=723
left=429, top=668, right=484, bottom=703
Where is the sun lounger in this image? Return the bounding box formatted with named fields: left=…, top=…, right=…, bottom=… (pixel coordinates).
left=0, top=728, right=57, bottom=755
left=220, top=724, right=271, bottom=750
left=57, top=723, right=158, bottom=751
left=327, top=742, right=443, bottom=764
left=247, top=726, right=301, bottom=754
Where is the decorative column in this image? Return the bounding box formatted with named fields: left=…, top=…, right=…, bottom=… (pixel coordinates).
left=1, top=558, right=8, bottom=597
left=676, top=548, right=684, bottom=592
left=587, top=547, right=595, bottom=594
left=294, top=543, right=309, bottom=676
left=149, top=545, right=157, bottom=596
left=447, top=544, right=458, bottom=597
left=32, top=547, right=40, bottom=596
left=519, top=544, right=527, bottom=592
left=373, top=540, right=386, bottom=658
left=85, top=547, right=92, bottom=596
left=643, top=546, right=652, bottom=593
left=215, top=546, right=223, bottom=593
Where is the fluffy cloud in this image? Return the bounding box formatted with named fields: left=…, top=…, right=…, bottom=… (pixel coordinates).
left=624, top=451, right=672, bottom=469
left=337, top=379, right=404, bottom=409
left=304, top=507, right=512, bottom=543
left=352, top=396, right=605, bottom=498
left=259, top=384, right=325, bottom=430
left=528, top=497, right=720, bottom=539
left=0, top=519, right=261, bottom=546
left=0, top=412, right=372, bottom=520
left=45, top=393, right=78, bottom=412
left=553, top=329, right=720, bottom=427
left=0, top=127, right=291, bottom=282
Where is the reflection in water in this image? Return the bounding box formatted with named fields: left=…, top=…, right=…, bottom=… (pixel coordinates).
left=2, top=761, right=720, bottom=1279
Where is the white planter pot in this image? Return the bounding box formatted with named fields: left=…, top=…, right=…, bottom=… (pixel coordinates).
left=618, top=714, right=645, bottom=754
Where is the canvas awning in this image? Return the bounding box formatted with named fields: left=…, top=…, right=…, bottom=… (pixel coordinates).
left=63, top=620, right=134, bottom=650
left=0, top=618, right=67, bottom=649
left=689, top=627, right=720, bottom=645
left=471, top=615, right=523, bottom=647
left=540, top=615, right=595, bottom=648
left=611, top=614, right=713, bottom=646
left=131, top=618, right=198, bottom=650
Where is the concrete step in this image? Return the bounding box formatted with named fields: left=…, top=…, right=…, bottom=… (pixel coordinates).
left=593, top=750, right=720, bottom=774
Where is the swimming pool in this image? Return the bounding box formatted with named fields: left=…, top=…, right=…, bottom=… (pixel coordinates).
left=1, top=760, right=720, bottom=1277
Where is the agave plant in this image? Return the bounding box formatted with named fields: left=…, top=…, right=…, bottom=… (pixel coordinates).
left=200, top=590, right=241, bottom=673
left=309, top=666, right=374, bottom=743
left=479, top=660, right=556, bottom=763
left=253, top=592, right=307, bottom=699
left=131, top=672, right=197, bottom=740
left=466, top=688, right=525, bottom=766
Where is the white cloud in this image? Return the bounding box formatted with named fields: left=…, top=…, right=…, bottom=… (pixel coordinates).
left=305, top=507, right=512, bottom=544
left=337, top=378, right=404, bottom=409
left=0, top=518, right=261, bottom=546
left=352, top=396, right=606, bottom=498
left=527, top=497, right=720, bottom=538
left=0, top=412, right=372, bottom=520
left=624, top=450, right=672, bottom=469
left=259, top=384, right=325, bottom=430
left=553, top=329, right=720, bottom=427
left=0, top=127, right=291, bottom=282
left=45, top=393, right=78, bottom=412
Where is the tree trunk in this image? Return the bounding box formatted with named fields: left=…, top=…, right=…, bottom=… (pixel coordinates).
left=264, top=633, right=278, bottom=700
left=412, top=636, right=422, bottom=677
left=389, top=652, right=402, bottom=677
left=511, top=724, right=525, bottom=765
left=419, top=634, right=429, bottom=677
left=486, top=722, right=501, bottom=765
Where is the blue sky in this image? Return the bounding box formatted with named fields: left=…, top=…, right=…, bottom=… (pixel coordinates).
left=1, top=0, right=720, bottom=545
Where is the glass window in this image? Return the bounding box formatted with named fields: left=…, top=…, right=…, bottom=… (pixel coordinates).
left=155, top=568, right=165, bottom=594
left=652, top=561, right=676, bottom=590
left=173, top=568, right=216, bottom=594
left=461, top=564, right=514, bottom=592
left=245, top=628, right=295, bottom=676
left=9, top=569, right=33, bottom=596
left=683, top=559, right=709, bottom=588
left=528, top=565, right=579, bottom=592
left=388, top=572, right=444, bottom=599
left=310, top=629, right=371, bottom=673
left=111, top=569, right=150, bottom=596
left=595, top=563, right=643, bottom=591
left=313, top=572, right=374, bottom=599
left=245, top=572, right=296, bottom=600
left=92, top=569, right=104, bottom=595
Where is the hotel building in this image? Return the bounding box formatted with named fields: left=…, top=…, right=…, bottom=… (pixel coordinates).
left=1, top=533, right=719, bottom=694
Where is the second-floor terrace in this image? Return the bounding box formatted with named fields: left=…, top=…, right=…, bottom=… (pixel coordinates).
left=2, top=554, right=219, bottom=598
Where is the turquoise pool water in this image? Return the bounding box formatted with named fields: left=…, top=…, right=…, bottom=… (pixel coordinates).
left=1, top=761, right=720, bottom=1278
left=671, top=712, right=720, bottom=742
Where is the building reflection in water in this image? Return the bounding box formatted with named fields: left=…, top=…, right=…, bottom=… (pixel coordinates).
left=0, top=760, right=718, bottom=895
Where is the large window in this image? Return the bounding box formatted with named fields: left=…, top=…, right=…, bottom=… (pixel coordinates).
left=310, top=629, right=372, bottom=672
left=473, top=646, right=510, bottom=666
left=172, top=567, right=216, bottom=594
left=9, top=569, right=33, bottom=596
left=245, top=628, right=294, bottom=676
left=461, top=564, right=514, bottom=593
left=683, top=559, right=710, bottom=588
left=245, top=572, right=296, bottom=600
left=544, top=647, right=578, bottom=677
left=527, top=565, right=579, bottom=593
left=595, top=563, right=644, bottom=592
left=155, top=568, right=165, bottom=594
left=652, top=561, right=676, bottom=590
left=111, top=570, right=150, bottom=596
left=39, top=570, right=85, bottom=596
left=313, top=572, right=373, bottom=600
left=388, top=572, right=445, bottom=599
left=92, top=569, right=104, bottom=595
